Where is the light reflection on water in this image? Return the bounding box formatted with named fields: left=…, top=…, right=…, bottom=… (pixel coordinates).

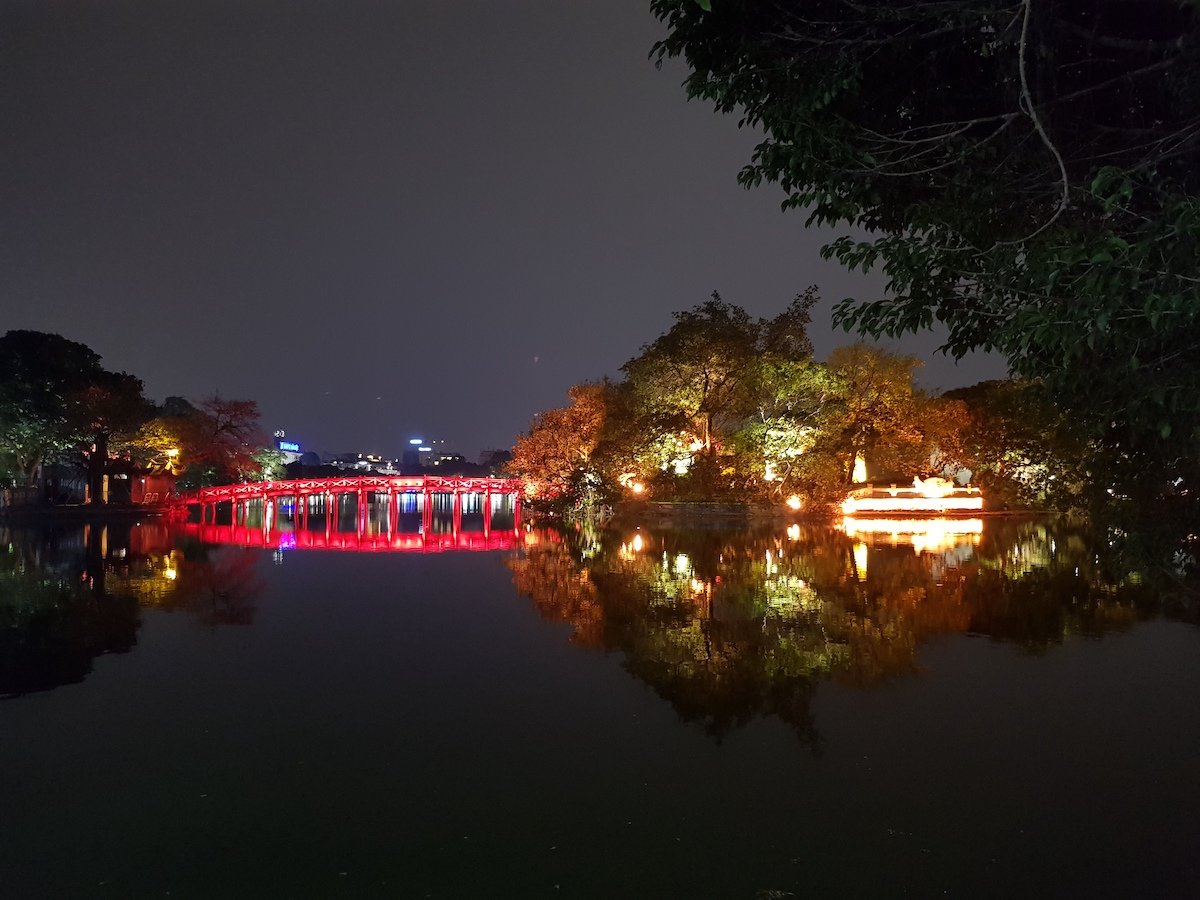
left=508, top=517, right=1197, bottom=741
left=1, top=515, right=1199, bottom=897
left=2, top=515, right=1195, bottom=716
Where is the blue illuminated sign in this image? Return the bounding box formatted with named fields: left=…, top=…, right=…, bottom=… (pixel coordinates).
left=278, top=440, right=300, bottom=452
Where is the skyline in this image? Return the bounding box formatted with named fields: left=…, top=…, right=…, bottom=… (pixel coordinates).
left=1, top=1, right=1007, bottom=457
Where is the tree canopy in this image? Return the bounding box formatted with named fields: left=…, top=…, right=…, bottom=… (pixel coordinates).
left=1, top=330, right=270, bottom=499
left=0, top=331, right=150, bottom=493
left=651, top=0, right=1200, bottom=493
left=510, top=292, right=969, bottom=511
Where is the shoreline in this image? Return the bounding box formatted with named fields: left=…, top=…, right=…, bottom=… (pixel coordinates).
left=0, top=504, right=170, bottom=522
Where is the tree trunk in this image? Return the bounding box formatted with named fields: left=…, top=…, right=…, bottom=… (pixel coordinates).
left=87, top=432, right=109, bottom=505
left=21, top=455, right=41, bottom=490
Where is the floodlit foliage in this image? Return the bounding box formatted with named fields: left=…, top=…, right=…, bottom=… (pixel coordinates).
left=513, top=291, right=975, bottom=511
left=506, top=381, right=615, bottom=512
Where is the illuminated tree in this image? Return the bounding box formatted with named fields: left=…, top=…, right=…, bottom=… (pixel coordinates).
left=116, top=414, right=189, bottom=474
left=507, top=381, right=615, bottom=511
left=730, top=297, right=838, bottom=499
left=617, top=291, right=822, bottom=500
left=803, top=344, right=968, bottom=494
left=174, top=395, right=267, bottom=488
left=620, top=295, right=759, bottom=457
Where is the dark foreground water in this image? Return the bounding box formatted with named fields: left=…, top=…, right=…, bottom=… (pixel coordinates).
left=2, top=516, right=1198, bottom=898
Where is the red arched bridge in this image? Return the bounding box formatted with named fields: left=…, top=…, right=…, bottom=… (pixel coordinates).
left=179, top=475, right=523, bottom=539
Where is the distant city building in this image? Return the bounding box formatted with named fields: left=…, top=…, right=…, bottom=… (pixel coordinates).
left=322, top=452, right=403, bottom=474
left=273, top=430, right=303, bottom=464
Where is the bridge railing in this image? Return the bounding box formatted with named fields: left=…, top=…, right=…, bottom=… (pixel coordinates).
left=180, top=474, right=524, bottom=506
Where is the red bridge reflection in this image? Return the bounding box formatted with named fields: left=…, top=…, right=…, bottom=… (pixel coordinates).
left=179, top=522, right=520, bottom=553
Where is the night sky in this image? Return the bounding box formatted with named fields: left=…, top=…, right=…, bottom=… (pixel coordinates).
left=2, top=0, right=1006, bottom=459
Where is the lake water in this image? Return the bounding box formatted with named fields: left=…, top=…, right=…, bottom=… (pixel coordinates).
left=2, top=516, right=1198, bottom=898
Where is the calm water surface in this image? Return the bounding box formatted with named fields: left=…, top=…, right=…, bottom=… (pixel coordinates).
left=1, top=515, right=1198, bottom=898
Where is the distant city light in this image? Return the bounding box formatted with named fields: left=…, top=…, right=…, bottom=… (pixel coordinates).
left=409, top=438, right=423, bottom=445
left=418, top=446, right=432, bottom=452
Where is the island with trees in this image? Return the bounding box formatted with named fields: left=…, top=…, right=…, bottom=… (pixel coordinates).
left=507, top=290, right=1082, bottom=516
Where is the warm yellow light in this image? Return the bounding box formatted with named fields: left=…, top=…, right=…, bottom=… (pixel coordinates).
left=163, top=567, right=178, bottom=581
left=841, top=517, right=984, bottom=553
left=630, top=482, right=645, bottom=494
left=841, top=478, right=983, bottom=515
left=166, top=448, right=179, bottom=458
left=853, top=542, right=868, bottom=579
left=913, top=476, right=954, bottom=499
left=842, top=493, right=983, bottom=514
left=852, top=454, right=867, bottom=483
left=631, top=533, right=644, bottom=553
left=764, top=461, right=776, bottom=482
left=786, top=523, right=801, bottom=541
left=785, top=495, right=802, bottom=510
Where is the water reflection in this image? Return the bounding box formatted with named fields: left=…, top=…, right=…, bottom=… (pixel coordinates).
left=179, top=521, right=519, bottom=552
left=507, top=518, right=1198, bottom=745
left=1, top=522, right=263, bottom=697
left=1, top=509, right=523, bottom=697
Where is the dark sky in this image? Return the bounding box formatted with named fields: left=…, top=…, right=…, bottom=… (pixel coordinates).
left=2, top=0, right=1006, bottom=459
